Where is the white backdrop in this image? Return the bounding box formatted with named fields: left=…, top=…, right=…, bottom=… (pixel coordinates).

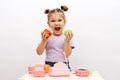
left=0, top=0, right=120, bottom=80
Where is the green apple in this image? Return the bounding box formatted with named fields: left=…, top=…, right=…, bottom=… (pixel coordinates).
left=64, top=30, right=72, bottom=35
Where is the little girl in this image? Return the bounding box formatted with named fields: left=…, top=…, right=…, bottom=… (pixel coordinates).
left=36, top=5, right=74, bottom=70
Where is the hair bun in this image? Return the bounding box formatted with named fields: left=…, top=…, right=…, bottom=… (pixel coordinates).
left=44, top=9, right=50, bottom=14
left=61, top=5, right=68, bottom=11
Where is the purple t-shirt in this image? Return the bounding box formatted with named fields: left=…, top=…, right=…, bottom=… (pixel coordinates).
left=45, top=34, right=74, bottom=62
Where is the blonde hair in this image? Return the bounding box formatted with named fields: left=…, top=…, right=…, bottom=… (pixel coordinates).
left=44, top=5, right=68, bottom=20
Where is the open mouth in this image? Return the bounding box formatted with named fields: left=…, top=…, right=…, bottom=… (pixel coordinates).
left=54, top=27, right=61, bottom=31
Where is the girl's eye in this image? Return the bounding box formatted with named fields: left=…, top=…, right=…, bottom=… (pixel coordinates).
left=51, top=20, right=55, bottom=22
left=58, top=19, right=62, bottom=22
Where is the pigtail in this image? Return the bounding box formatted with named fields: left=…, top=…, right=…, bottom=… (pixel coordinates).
left=44, top=6, right=68, bottom=20
left=44, top=9, right=50, bottom=14
left=61, top=5, right=68, bottom=11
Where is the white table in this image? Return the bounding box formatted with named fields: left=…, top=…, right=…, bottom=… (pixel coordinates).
left=18, top=71, right=104, bottom=80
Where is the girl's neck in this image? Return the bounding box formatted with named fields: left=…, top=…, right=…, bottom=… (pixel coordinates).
left=53, top=33, right=63, bottom=36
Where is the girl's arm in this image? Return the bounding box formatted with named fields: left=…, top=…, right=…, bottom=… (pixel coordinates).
left=64, top=41, right=72, bottom=57
left=64, top=33, right=73, bottom=57
left=36, top=31, right=49, bottom=55
left=36, top=40, right=47, bottom=55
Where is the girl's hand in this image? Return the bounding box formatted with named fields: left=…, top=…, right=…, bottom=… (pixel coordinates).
left=41, top=31, right=50, bottom=42
left=64, top=32, right=73, bottom=42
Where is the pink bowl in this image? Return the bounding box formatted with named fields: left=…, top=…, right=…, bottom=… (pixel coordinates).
left=28, top=66, right=35, bottom=74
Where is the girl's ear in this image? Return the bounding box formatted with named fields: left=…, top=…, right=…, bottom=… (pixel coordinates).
left=64, top=19, right=66, bottom=25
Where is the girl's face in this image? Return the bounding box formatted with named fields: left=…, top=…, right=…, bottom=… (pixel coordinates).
left=47, top=13, right=66, bottom=36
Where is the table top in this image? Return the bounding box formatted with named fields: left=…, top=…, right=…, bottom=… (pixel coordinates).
left=18, top=71, right=104, bottom=80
